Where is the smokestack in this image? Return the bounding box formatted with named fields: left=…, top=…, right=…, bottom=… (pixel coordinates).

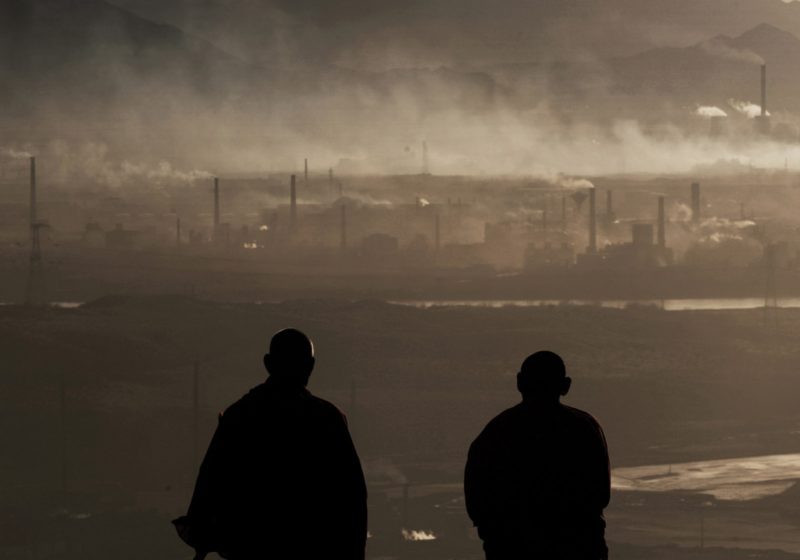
left=435, top=213, right=441, bottom=252
left=290, top=174, right=297, bottom=233
left=691, top=182, right=701, bottom=223
left=176, top=216, right=182, bottom=247
left=588, top=188, right=597, bottom=254
left=29, top=156, right=36, bottom=237
left=542, top=207, right=548, bottom=244
left=304, top=158, right=308, bottom=185
left=340, top=204, right=347, bottom=251
left=657, top=196, right=666, bottom=248
left=402, top=483, right=410, bottom=528
left=761, top=64, right=767, bottom=118
left=561, top=195, right=567, bottom=231
left=606, top=189, right=613, bottom=221
left=422, top=141, right=429, bottom=175
left=213, top=177, right=220, bottom=228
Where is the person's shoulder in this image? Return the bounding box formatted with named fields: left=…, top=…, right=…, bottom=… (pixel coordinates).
left=560, top=404, right=603, bottom=430
left=308, top=394, right=348, bottom=422
left=219, top=383, right=268, bottom=422
left=477, top=404, right=525, bottom=437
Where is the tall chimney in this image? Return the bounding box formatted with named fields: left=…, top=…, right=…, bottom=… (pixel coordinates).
left=761, top=64, right=767, bottom=118
left=588, top=188, right=597, bottom=254
left=561, top=195, right=567, bottom=231
left=422, top=141, right=429, bottom=175
left=304, top=158, right=308, bottom=185
left=691, top=182, right=701, bottom=223
left=434, top=213, right=441, bottom=252
left=657, top=196, right=666, bottom=248
left=606, top=189, right=613, bottom=217
left=213, top=177, right=220, bottom=228
left=542, top=207, right=548, bottom=244
left=29, top=156, right=37, bottom=238
left=290, top=174, right=297, bottom=233
left=176, top=216, right=182, bottom=247
left=340, top=204, right=347, bottom=251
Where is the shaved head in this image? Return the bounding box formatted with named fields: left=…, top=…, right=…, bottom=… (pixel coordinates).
left=517, top=350, right=570, bottom=399
left=264, top=328, right=315, bottom=385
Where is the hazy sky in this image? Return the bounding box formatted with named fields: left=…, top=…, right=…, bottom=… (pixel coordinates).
left=108, top=0, right=800, bottom=69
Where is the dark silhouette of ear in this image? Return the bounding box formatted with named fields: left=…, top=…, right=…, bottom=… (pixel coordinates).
left=561, top=377, right=572, bottom=396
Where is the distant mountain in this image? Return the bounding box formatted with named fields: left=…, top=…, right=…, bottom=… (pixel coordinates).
left=5, top=1, right=800, bottom=169
left=0, top=0, right=253, bottom=118
left=607, top=23, right=800, bottom=118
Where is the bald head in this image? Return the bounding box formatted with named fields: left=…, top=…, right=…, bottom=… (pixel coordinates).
left=263, top=328, right=315, bottom=385
left=516, top=350, right=571, bottom=401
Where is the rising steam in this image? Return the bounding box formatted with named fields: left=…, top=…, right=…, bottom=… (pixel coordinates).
left=700, top=38, right=765, bottom=65
left=696, top=106, right=728, bottom=118
left=727, top=99, right=768, bottom=119
left=1, top=148, right=34, bottom=159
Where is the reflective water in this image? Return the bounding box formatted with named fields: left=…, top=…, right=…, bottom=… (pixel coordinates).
left=393, top=298, right=800, bottom=311
left=612, top=453, right=800, bottom=500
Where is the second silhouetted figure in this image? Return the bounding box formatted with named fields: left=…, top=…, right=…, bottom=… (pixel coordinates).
left=465, top=351, right=610, bottom=560
left=175, top=328, right=367, bottom=560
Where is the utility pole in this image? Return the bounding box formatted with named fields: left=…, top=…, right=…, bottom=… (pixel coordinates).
left=764, top=243, right=778, bottom=326
left=25, top=156, right=43, bottom=305
left=193, top=362, right=200, bottom=472
left=60, top=369, right=67, bottom=501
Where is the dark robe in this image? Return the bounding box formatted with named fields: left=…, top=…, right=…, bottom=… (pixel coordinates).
left=176, top=376, right=368, bottom=560
left=464, top=401, right=610, bottom=560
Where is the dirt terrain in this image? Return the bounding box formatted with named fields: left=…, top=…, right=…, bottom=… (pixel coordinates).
left=3, top=297, right=800, bottom=558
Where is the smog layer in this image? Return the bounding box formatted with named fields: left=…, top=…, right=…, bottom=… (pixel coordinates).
left=5, top=1, right=800, bottom=559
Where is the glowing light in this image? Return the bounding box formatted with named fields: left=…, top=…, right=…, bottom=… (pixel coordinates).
left=402, top=529, right=437, bottom=541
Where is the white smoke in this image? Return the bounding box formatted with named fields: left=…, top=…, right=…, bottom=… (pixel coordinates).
left=728, top=99, right=768, bottom=119
left=696, top=106, right=728, bottom=118
left=558, top=176, right=595, bottom=190
left=670, top=202, right=693, bottom=223
left=1, top=148, right=34, bottom=159
left=41, top=141, right=214, bottom=188
left=118, top=160, right=214, bottom=183
left=700, top=39, right=765, bottom=65
left=700, top=217, right=757, bottom=230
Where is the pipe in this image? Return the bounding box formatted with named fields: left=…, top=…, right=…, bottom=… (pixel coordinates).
left=435, top=213, right=441, bottom=252
left=290, top=174, right=297, bottom=233
left=691, top=182, right=701, bottom=224
left=29, top=156, right=36, bottom=237
left=658, top=196, right=666, bottom=248
left=340, top=204, right=347, bottom=251
left=761, top=64, right=767, bottom=118
left=213, top=177, right=220, bottom=228
left=588, top=188, right=597, bottom=254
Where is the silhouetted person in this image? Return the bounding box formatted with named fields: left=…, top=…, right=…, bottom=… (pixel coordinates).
left=174, top=328, right=367, bottom=560
left=464, top=351, right=610, bottom=560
